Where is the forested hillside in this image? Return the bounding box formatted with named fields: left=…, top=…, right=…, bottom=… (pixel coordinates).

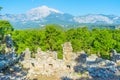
left=1, top=20, right=120, bottom=59
left=11, top=25, right=120, bottom=59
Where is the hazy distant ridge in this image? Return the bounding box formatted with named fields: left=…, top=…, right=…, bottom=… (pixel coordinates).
left=0, top=6, right=120, bottom=29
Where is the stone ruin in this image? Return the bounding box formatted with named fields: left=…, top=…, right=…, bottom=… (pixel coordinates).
left=74, top=50, right=120, bottom=79
left=110, top=49, right=120, bottom=62
left=20, top=42, right=120, bottom=79
left=63, top=42, right=73, bottom=62
left=21, top=42, right=77, bottom=79
left=0, top=34, right=21, bottom=71
left=5, top=34, right=13, bottom=53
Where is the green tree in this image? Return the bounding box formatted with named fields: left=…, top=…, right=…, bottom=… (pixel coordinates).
left=44, top=24, right=65, bottom=59
left=0, top=20, right=13, bottom=53
left=11, top=25, right=120, bottom=60
left=0, top=20, right=13, bottom=36
left=45, top=24, right=65, bottom=51
left=0, top=20, right=13, bottom=43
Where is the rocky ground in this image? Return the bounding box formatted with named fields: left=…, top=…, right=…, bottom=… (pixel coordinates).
left=1, top=47, right=120, bottom=80
left=1, top=58, right=120, bottom=80
left=0, top=64, right=27, bottom=80
left=73, top=54, right=120, bottom=80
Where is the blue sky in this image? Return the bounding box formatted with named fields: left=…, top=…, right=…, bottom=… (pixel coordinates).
left=0, top=0, right=120, bottom=16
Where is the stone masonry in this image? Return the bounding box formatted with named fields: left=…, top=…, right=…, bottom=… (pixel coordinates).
left=21, top=42, right=77, bottom=79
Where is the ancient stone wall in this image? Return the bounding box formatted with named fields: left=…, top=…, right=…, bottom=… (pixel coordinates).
left=63, top=42, right=73, bottom=62
left=21, top=42, right=77, bottom=79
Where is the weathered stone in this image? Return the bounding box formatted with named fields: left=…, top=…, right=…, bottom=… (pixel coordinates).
left=75, top=52, right=87, bottom=64
left=87, top=54, right=98, bottom=62
left=5, top=34, right=14, bottom=53
left=87, top=67, right=117, bottom=79
left=24, top=48, right=31, bottom=60
left=20, top=42, right=77, bottom=79
left=37, top=47, right=42, bottom=53
left=0, top=33, right=21, bottom=72
left=110, top=49, right=120, bottom=62
left=20, top=44, right=120, bottom=80
left=5, top=34, right=13, bottom=49
left=63, top=42, right=73, bottom=62
left=95, top=58, right=103, bottom=63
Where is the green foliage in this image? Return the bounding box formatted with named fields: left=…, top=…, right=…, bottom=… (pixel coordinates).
left=0, top=20, right=14, bottom=40
left=57, top=51, right=63, bottom=59
left=45, top=24, right=65, bottom=51
left=71, top=39, right=82, bottom=52
left=12, top=25, right=65, bottom=59
left=66, top=27, right=120, bottom=59
left=6, top=24, right=120, bottom=60
left=0, top=20, right=14, bottom=53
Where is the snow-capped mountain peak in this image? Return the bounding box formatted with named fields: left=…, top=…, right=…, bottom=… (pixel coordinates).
left=25, top=5, right=63, bottom=20
left=0, top=6, right=120, bottom=29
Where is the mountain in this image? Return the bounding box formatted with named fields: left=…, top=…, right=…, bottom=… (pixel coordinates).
left=74, top=14, right=120, bottom=24
left=0, top=6, right=63, bottom=21
left=0, top=6, right=120, bottom=29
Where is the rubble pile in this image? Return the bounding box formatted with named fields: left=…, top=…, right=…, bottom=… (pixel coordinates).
left=0, top=64, right=27, bottom=80
left=75, top=50, right=120, bottom=79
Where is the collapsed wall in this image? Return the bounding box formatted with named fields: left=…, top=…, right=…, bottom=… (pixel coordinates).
left=20, top=42, right=120, bottom=80
left=20, top=42, right=77, bottom=79
left=63, top=42, right=73, bottom=62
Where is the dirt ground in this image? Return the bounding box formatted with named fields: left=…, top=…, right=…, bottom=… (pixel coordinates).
left=27, top=75, right=60, bottom=80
